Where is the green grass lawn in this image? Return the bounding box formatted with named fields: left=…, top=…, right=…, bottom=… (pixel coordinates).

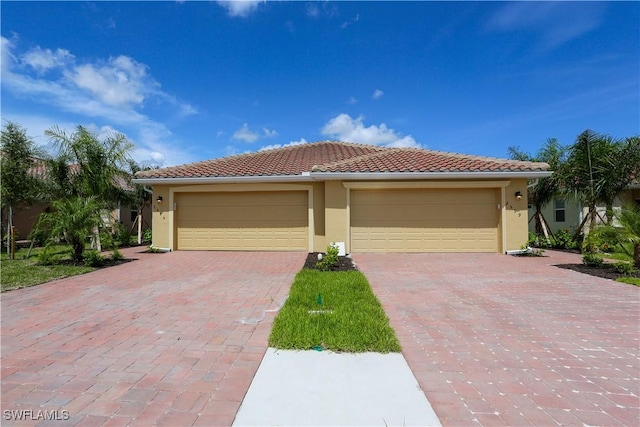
left=1, top=245, right=95, bottom=291
left=617, top=277, right=640, bottom=286
left=603, top=252, right=634, bottom=262
left=269, top=269, right=401, bottom=353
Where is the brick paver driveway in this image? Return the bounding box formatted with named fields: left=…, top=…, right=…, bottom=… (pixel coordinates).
left=1, top=248, right=305, bottom=426
left=355, top=250, right=640, bottom=426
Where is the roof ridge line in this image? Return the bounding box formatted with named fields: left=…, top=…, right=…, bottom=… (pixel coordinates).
left=410, top=147, right=550, bottom=167
left=312, top=146, right=402, bottom=171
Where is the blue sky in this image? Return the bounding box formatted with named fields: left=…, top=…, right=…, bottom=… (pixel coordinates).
left=1, top=1, right=638, bottom=167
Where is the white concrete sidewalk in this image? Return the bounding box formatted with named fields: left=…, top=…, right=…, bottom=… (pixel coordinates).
left=233, top=348, right=441, bottom=427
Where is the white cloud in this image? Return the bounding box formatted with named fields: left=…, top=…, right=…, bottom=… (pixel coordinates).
left=232, top=123, right=278, bottom=143
left=321, top=114, right=420, bottom=148
left=486, top=2, right=604, bottom=51
left=263, top=127, right=278, bottom=138
left=217, top=1, right=265, bottom=17
left=67, top=56, right=153, bottom=108
left=372, top=89, right=384, bottom=100
left=233, top=123, right=260, bottom=143
left=346, top=96, right=358, bottom=105
left=21, top=46, right=74, bottom=74
left=341, top=13, right=360, bottom=29
left=258, top=138, right=308, bottom=152
left=1, top=37, right=199, bottom=167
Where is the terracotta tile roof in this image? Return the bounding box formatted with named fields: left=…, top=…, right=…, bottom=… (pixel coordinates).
left=135, top=141, right=549, bottom=179
left=136, top=141, right=386, bottom=178
left=312, top=147, right=549, bottom=173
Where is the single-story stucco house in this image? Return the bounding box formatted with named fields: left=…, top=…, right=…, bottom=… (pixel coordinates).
left=133, top=141, right=551, bottom=254
left=528, top=182, right=640, bottom=235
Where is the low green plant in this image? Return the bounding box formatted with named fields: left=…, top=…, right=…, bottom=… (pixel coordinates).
left=142, top=228, right=152, bottom=244
left=316, top=243, right=339, bottom=271
left=148, top=245, right=162, bottom=253
left=582, top=252, right=604, bottom=267
left=111, top=248, right=124, bottom=261
left=519, top=243, right=544, bottom=256
left=552, top=229, right=577, bottom=249
left=37, top=246, right=55, bottom=266
left=613, top=261, right=635, bottom=275
left=84, top=249, right=105, bottom=267
left=112, top=223, right=133, bottom=248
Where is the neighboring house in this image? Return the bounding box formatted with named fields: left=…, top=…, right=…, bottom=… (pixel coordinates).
left=528, top=182, right=640, bottom=235
left=10, top=161, right=151, bottom=241
left=133, top=141, right=549, bottom=254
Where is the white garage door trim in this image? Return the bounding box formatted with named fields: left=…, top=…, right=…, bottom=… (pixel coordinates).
left=168, top=184, right=314, bottom=251
left=343, top=181, right=510, bottom=253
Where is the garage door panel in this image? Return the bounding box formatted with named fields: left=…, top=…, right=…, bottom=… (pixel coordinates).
left=177, top=191, right=308, bottom=251
left=351, top=189, right=498, bottom=252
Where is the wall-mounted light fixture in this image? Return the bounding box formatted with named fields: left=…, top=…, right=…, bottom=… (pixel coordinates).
left=156, top=196, right=163, bottom=203
left=515, top=191, right=523, bottom=200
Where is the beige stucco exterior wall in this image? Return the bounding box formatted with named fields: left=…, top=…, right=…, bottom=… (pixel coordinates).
left=312, top=182, right=326, bottom=252
left=324, top=181, right=349, bottom=252
left=151, top=185, right=172, bottom=249
left=153, top=178, right=533, bottom=253
left=504, top=179, right=529, bottom=251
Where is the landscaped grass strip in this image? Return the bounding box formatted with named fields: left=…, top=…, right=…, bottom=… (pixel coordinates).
left=269, top=269, right=401, bottom=353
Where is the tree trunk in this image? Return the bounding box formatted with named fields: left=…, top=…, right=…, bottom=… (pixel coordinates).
left=137, top=212, right=142, bottom=245
left=634, top=243, right=640, bottom=269
left=6, top=206, right=13, bottom=257
left=605, top=203, right=614, bottom=225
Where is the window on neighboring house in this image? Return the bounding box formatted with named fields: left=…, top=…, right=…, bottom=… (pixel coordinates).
left=130, top=207, right=138, bottom=223
left=554, top=199, right=565, bottom=222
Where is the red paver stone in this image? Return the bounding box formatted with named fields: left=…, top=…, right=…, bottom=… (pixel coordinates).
left=355, top=250, right=640, bottom=427
left=1, top=249, right=304, bottom=425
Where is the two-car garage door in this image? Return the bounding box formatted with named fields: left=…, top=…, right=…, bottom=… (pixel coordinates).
left=176, top=191, right=308, bottom=251
left=173, top=187, right=499, bottom=252
left=350, top=188, right=499, bottom=252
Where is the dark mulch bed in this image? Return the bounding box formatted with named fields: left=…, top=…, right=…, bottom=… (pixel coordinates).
left=303, top=252, right=358, bottom=272
left=555, top=263, right=640, bottom=281
left=57, top=258, right=135, bottom=267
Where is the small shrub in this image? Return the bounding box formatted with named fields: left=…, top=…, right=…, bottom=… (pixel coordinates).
left=552, top=229, right=576, bottom=250
left=613, top=261, right=635, bottom=275
left=111, top=248, right=124, bottom=261
left=112, top=223, right=133, bottom=248
left=142, top=228, right=152, bottom=244
left=148, top=245, right=162, bottom=253
left=582, top=253, right=604, bottom=267
left=38, top=246, right=55, bottom=266
left=518, top=243, right=544, bottom=257
left=84, top=249, right=105, bottom=267
left=316, top=244, right=340, bottom=271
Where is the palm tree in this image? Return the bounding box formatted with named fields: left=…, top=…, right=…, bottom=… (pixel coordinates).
left=560, top=130, right=640, bottom=239
left=44, top=125, right=133, bottom=207
left=509, top=138, right=566, bottom=240
left=34, top=197, right=103, bottom=263
left=42, top=125, right=134, bottom=252
left=591, top=204, right=640, bottom=268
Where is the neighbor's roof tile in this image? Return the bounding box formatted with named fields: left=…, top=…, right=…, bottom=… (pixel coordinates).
left=135, top=141, right=549, bottom=179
